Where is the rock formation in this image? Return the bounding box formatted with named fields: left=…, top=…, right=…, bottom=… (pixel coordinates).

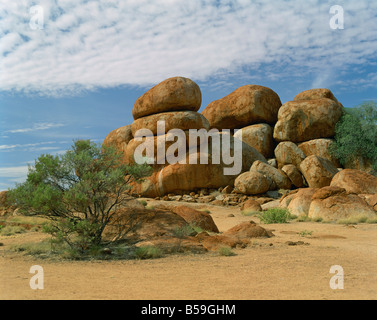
left=102, top=79, right=376, bottom=220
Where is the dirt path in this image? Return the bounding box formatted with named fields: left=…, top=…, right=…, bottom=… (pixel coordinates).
left=1, top=203, right=377, bottom=300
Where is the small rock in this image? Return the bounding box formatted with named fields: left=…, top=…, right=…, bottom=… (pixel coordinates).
left=228, top=214, right=235, bottom=217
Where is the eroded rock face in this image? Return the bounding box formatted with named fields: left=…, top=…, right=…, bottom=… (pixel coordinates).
left=299, top=155, right=339, bottom=188
left=308, top=186, right=376, bottom=221
left=273, top=98, right=343, bottom=143
left=132, top=76, right=202, bottom=120
left=330, top=169, right=377, bottom=195
left=201, top=85, right=282, bottom=130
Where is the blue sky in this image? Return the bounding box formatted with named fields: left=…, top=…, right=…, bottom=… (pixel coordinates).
left=1, top=0, right=377, bottom=190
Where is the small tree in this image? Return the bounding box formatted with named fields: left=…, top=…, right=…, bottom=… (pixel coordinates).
left=329, top=101, right=377, bottom=174
left=8, top=139, right=152, bottom=253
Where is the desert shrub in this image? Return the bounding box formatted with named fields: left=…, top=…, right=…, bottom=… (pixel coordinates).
left=7, top=140, right=152, bottom=256
left=218, top=246, right=236, bottom=257
left=329, top=101, right=377, bottom=174
left=241, top=210, right=259, bottom=217
left=11, top=240, right=54, bottom=256
left=0, top=225, right=27, bottom=236
left=172, top=224, right=197, bottom=238
left=138, top=200, right=148, bottom=207
left=258, top=208, right=291, bottom=224
left=134, top=246, right=163, bottom=260
left=337, top=215, right=370, bottom=225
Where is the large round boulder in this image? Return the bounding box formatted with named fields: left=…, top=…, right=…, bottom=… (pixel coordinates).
left=298, top=138, right=340, bottom=167
left=281, top=164, right=305, bottom=188
left=102, top=125, right=133, bottom=158
left=234, top=171, right=270, bottom=195
left=131, top=111, right=209, bottom=137
left=294, top=88, right=340, bottom=103
left=330, top=169, right=377, bottom=195
left=201, top=85, right=282, bottom=130
left=308, top=186, right=376, bottom=222
left=273, top=98, right=343, bottom=142
left=285, top=188, right=318, bottom=217
left=171, top=205, right=219, bottom=233
left=299, top=155, right=339, bottom=188
left=132, top=77, right=202, bottom=120
left=274, top=141, right=306, bottom=168
left=233, top=123, right=274, bottom=158
left=250, top=160, right=292, bottom=190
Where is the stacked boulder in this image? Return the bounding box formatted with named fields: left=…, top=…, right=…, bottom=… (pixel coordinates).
left=103, top=78, right=377, bottom=222
left=272, top=89, right=344, bottom=189
left=202, top=84, right=281, bottom=159
left=103, top=77, right=267, bottom=197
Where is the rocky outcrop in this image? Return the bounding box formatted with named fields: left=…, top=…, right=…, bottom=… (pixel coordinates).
left=201, top=85, right=282, bottom=130
left=104, top=79, right=377, bottom=213
left=308, top=186, right=376, bottom=222
left=330, top=169, right=377, bottom=195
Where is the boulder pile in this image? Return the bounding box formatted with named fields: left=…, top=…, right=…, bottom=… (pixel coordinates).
left=103, top=77, right=377, bottom=222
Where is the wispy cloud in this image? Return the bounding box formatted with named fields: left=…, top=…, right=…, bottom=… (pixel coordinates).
left=0, top=165, right=29, bottom=178
left=5, top=122, right=64, bottom=134
left=0, top=0, right=376, bottom=96
left=0, top=141, right=57, bottom=151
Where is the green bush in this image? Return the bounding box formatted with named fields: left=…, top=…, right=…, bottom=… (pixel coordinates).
left=134, top=246, right=163, bottom=260
left=218, top=246, right=236, bottom=257
left=329, top=101, right=377, bottom=174
left=258, top=208, right=291, bottom=224
left=7, top=139, right=152, bottom=256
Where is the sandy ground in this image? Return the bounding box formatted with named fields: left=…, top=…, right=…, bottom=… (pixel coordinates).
left=1, top=201, right=377, bottom=300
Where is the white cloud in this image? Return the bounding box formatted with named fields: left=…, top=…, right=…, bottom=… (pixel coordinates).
left=0, top=0, right=376, bottom=95
left=5, top=122, right=64, bottom=134
left=0, top=141, right=57, bottom=151
left=0, top=165, right=29, bottom=178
